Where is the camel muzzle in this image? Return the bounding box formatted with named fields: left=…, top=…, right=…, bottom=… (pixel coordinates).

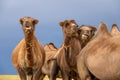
left=82, top=34, right=89, bottom=40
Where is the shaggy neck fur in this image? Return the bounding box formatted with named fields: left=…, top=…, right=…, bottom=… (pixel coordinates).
left=63, top=35, right=72, bottom=46
left=63, top=35, right=81, bottom=67
left=24, top=32, right=34, bottom=67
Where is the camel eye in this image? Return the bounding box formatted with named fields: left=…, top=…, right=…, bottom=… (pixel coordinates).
left=65, top=23, right=69, bottom=27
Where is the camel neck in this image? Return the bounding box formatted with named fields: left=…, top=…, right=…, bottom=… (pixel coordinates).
left=24, top=33, right=35, bottom=67
left=25, top=33, right=35, bottom=52
left=64, top=35, right=79, bottom=47
left=64, top=36, right=72, bottom=46
left=63, top=36, right=80, bottom=68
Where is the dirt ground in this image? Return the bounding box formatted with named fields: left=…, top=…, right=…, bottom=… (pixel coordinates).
left=0, top=75, right=62, bottom=80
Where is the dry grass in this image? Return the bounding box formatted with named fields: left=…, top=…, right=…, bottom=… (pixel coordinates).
left=0, top=75, right=61, bottom=80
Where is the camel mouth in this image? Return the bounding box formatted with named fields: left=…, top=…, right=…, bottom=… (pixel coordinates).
left=81, top=34, right=89, bottom=40
left=25, top=26, right=32, bottom=30
left=25, top=26, right=32, bottom=34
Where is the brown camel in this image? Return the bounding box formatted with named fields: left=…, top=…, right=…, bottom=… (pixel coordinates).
left=50, top=20, right=97, bottom=80
left=77, top=22, right=120, bottom=80
left=12, top=17, right=45, bottom=80
left=39, top=43, right=59, bottom=80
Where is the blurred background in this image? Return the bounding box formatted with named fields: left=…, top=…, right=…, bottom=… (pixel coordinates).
left=0, top=0, right=120, bottom=74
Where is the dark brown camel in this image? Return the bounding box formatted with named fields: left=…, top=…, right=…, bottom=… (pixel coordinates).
left=12, top=17, right=45, bottom=80
left=50, top=20, right=97, bottom=80
left=77, top=22, right=120, bottom=80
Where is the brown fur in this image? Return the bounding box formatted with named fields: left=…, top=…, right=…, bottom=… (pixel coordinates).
left=110, top=24, right=120, bottom=36
left=77, top=22, right=120, bottom=80
left=54, top=20, right=81, bottom=80
left=12, top=17, right=45, bottom=80
left=50, top=20, right=97, bottom=80
left=39, top=43, right=58, bottom=80
left=78, top=25, right=97, bottom=48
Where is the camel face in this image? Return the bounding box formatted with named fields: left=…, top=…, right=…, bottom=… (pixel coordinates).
left=20, top=17, right=38, bottom=34
left=79, top=25, right=97, bottom=43
left=59, top=20, right=78, bottom=37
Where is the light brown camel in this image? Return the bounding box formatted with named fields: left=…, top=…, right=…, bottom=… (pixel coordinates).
left=12, top=17, right=45, bottom=80
left=77, top=22, right=120, bottom=80
left=49, top=20, right=97, bottom=80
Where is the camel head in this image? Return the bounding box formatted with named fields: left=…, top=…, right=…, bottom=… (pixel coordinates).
left=59, top=20, right=79, bottom=38
left=20, top=17, right=39, bottom=35
left=78, top=25, right=97, bottom=43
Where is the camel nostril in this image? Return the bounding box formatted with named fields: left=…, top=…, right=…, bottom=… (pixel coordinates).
left=26, top=25, right=30, bottom=28
left=25, top=22, right=31, bottom=29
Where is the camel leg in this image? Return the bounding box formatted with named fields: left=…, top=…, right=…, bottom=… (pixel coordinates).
left=27, top=75, right=33, bottom=80
left=69, top=71, right=80, bottom=80
left=72, top=75, right=80, bottom=80
left=50, top=59, right=59, bottom=80
left=61, top=70, right=70, bottom=80
left=39, top=73, right=46, bottom=80
left=33, top=68, right=42, bottom=80
left=17, top=67, right=26, bottom=80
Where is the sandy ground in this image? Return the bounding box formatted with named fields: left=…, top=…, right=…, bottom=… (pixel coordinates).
left=0, top=75, right=62, bottom=80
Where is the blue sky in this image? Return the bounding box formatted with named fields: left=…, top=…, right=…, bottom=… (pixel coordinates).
left=0, top=0, right=120, bottom=74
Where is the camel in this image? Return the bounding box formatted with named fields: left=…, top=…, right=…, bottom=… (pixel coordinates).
left=12, top=17, right=45, bottom=80
left=77, top=22, right=120, bottom=80
left=39, top=43, right=59, bottom=80
left=49, top=20, right=97, bottom=80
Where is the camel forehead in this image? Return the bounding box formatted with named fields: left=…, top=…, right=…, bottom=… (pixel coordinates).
left=80, top=26, right=93, bottom=30
left=23, top=17, right=34, bottom=21
left=64, top=20, right=77, bottom=27
left=65, top=20, right=76, bottom=24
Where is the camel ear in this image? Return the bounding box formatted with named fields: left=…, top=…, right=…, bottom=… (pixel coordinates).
left=59, top=22, right=64, bottom=27
left=20, top=18, right=23, bottom=24
left=33, top=19, right=39, bottom=24
left=92, top=27, right=97, bottom=32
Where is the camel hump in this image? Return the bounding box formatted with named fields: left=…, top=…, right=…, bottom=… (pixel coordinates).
left=110, top=24, right=120, bottom=35
left=96, top=22, right=111, bottom=37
